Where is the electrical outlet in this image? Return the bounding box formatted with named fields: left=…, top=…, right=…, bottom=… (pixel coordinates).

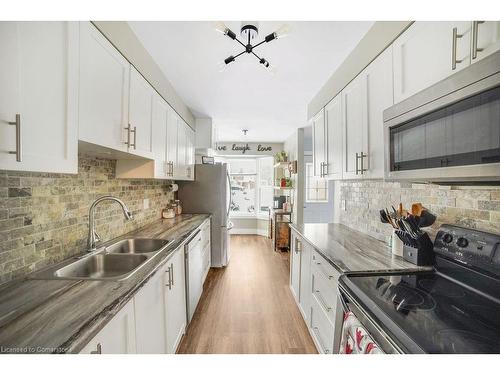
left=341, top=199, right=347, bottom=211
left=143, top=198, right=150, bottom=210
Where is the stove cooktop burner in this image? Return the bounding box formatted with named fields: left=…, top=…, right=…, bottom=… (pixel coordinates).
left=418, top=278, right=467, bottom=298
left=375, top=278, right=436, bottom=313
left=434, top=329, right=498, bottom=354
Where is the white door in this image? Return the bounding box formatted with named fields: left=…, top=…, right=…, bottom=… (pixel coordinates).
left=0, top=22, right=78, bottom=174
left=290, top=233, right=301, bottom=303
left=324, top=95, right=343, bottom=179
left=79, top=21, right=130, bottom=152
left=364, top=47, right=394, bottom=179
left=342, top=74, right=367, bottom=179
left=152, top=93, right=168, bottom=178
left=176, top=118, right=187, bottom=180
left=166, top=106, right=178, bottom=179
left=472, top=21, right=500, bottom=63
left=80, top=299, right=137, bottom=354
left=128, top=67, right=154, bottom=159
left=312, top=109, right=326, bottom=177
left=134, top=266, right=167, bottom=354
left=393, top=21, right=471, bottom=103
left=299, top=239, right=312, bottom=321
left=164, top=247, right=187, bottom=354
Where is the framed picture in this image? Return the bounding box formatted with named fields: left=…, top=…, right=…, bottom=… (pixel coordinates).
left=202, top=156, right=215, bottom=165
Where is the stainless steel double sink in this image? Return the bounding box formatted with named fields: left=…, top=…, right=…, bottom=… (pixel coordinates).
left=35, top=238, right=170, bottom=281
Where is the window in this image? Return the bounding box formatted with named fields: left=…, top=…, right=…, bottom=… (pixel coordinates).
left=222, top=157, right=274, bottom=217
left=305, top=162, right=328, bottom=202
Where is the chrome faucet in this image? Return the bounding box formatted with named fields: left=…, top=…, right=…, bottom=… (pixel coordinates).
left=87, top=195, right=133, bottom=251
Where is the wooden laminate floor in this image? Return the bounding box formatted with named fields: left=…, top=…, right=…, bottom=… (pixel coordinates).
left=177, top=235, right=317, bottom=354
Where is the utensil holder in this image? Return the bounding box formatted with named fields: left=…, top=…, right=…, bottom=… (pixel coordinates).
left=391, top=229, right=404, bottom=257
left=395, top=230, right=434, bottom=266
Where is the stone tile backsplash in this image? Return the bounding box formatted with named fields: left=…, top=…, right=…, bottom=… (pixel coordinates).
left=0, top=155, right=173, bottom=285
left=339, top=180, right=500, bottom=242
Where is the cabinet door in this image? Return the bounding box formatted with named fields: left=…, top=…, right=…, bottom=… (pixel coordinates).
left=164, top=247, right=187, bottom=354
left=79, top=21, right=130, bottom=152
left=312, top=109, right=326, bottom=177
left=0, top=22, right=78, bottom=174
left=342, top=74, right=367, bottom=180
left=364, top=47, right=394, bottom=179
left=134, top=266, right=167, bottom=354
left=324, top=95, right=343, bottom=179
left=299, top=239, right=312, bottom=321
left=472, top=21, right=500, bottom=63
left=166, top=106, right=178, bottom=179
left=290, top=233, right=301, bottom=304
left=186, top=126, right=195, bottom=180
left=176, top=118, right=187, bottom=180
left=152, top=93, right=169, bottom=178
left=128, top=67, right=154, bottom=159
left=80, top=299, right=137, bottom=354
left=393, top=21, right=471, bottom=103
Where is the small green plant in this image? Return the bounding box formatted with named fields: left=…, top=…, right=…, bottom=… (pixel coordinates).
left=275, top=150, right=288, bottom=163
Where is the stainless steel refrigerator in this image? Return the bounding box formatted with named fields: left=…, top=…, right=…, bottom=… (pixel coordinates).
left=178, top=163, right=232, bottom=267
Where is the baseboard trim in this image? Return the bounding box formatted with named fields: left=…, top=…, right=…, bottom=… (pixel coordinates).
left=230, top=228, right=269, bottom=237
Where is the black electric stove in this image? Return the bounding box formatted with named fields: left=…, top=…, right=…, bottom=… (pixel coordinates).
left=339, top=224, right=500, bottom=354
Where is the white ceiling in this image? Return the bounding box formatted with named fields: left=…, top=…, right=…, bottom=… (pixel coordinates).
left=129, top=21, right=373, bottom=142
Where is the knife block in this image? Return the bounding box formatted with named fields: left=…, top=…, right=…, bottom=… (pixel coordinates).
left=395, top=231, right=434, bottom=266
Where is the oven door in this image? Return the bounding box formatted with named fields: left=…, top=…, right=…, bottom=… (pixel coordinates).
left=383, top=50, right=500, bottom=182
left=337, top=284, right=404, bottom=354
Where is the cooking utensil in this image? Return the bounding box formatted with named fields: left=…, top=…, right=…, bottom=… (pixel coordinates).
left=411, top=203, right=424, bottom=216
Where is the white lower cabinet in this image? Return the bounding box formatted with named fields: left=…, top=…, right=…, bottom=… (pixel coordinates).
left=200, top=220, right=211, bottom=283
left=80, top=243, right=188, bottom=354
left=289, top=231, right=342, bottom=354
left=164, top=245, right=187, bottom=354
left=134, top=264, right=168, bottom=354
left=0, top=21, right=78, bottom=174
left=80, top=299, right=137, bottom=354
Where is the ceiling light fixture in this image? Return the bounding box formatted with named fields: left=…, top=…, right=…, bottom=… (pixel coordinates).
left=215, top=21, right=289, bottom=73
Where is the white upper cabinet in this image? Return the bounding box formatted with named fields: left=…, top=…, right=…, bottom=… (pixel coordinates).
left=363, top=47, right=394, bottom=179
left=166, top=106, right=179, bottom=179
left=185, top=125, right=195, bottom=181
left=128, top=67, right=154, bottom=159
left=472, top=21, right=500, bottom=63
left=151, top=93, right=169, bottom=178
left=0, top=22, right=78, bottom=174
left=175, top=116, right=187, bottom=179
left=324, top=95, right=343, bottom=179
left=79, top=21, right=130, bottom=152
left=342, top=73, right=367, bottom=180
left=393, top=21, right=471, bottom=103
left=312, top=109, right=326, bottom=177
left=164, top=246, right=187, bottom=354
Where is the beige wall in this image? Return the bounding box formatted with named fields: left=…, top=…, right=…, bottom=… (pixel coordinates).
left=0, top=156, right=173, bottom=285
left=231, top=217, right=269, bottom=236
left=93, top=21, right=195, bottom=128
left=307, top=21, right=412, bottom=120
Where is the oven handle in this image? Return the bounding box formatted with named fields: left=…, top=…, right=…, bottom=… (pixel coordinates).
left=338, top=287, right=350, bottom=313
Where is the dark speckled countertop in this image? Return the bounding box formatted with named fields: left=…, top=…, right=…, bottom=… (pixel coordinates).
left=0, top=214, right=209, bottom=354
left=290, top=223, right=432, bottom=274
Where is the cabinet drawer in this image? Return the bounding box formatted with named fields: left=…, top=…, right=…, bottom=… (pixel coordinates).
left=310, top=292, right=335, bottom=354
left=311, top=250, right=340, bottom=324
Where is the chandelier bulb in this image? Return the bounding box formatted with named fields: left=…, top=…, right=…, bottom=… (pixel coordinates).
left=214, top=21, right=228, bottom=35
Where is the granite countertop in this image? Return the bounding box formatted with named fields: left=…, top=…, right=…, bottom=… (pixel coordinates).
left=290, top=223, right=432, bottom=274
left=0, top=214, right=210, bottom=354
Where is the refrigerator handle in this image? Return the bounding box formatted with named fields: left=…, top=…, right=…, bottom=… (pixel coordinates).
left=226, top=171, right=232, bottom=220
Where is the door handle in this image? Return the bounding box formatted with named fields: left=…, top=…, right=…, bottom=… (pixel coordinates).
left=165, top=266, right=172, bottom=290
left=131, top=126, right=137, bottom=150
left=472, top=21, right=485, bottom=60
left=170, top=263, right=174, bottom=286
left=355, top=152, right=359, bottom=175
left=8, top=114, right=21, bottom=162
left=452, top=27, right=464, bottom=70
left=360, top=151, right=367, bottom=174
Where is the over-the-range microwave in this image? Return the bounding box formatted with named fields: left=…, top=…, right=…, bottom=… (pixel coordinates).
left=383, top=50, right=500, bottom=182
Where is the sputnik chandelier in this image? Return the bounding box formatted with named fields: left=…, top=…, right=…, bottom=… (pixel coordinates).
left=215, top=21, right=290, bottom=73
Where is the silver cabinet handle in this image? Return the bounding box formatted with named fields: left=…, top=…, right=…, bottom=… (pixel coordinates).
left=315, top=290, right=332, bottom=312
left=90, top=343, right=102, bottom=354
left=315, top=261, right=335, bottom=280
left=319, top=162, right=324, bottom=177
left=124, top=124, right=131, bottom=147
left=295, top=238, right=302, bottom=253
left=472, top=21, right=485, bottom=60
left=8, top=114, right=21, bottom=162
left=131, top=126, right=137, bottom=150
left=323, top=162, right=328, bottom=177
left=355, top=152, right=359, bottom=175
left=312, top=327, right=330, bottom=354
left=169, top=161, right=174, bottom=177
left=170, top=263, right=174, bottom=286
left=452, top=27, right=464, bottom=70
left=165, top=266, right=172, bottom=290
left=360, top=151, right=367, bottom=174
